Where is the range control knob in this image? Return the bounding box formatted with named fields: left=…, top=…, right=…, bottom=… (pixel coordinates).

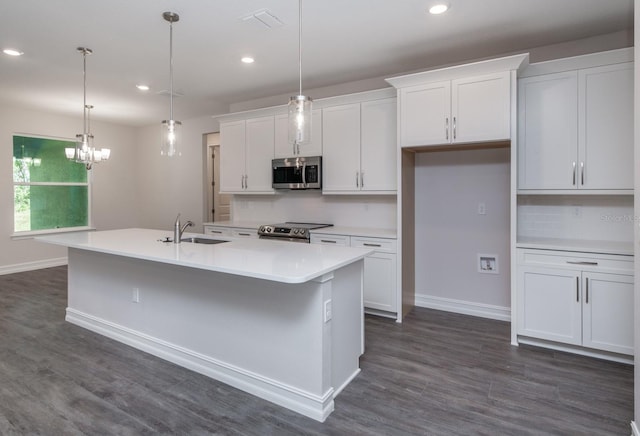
left=293, top=228, right=299, bottom=234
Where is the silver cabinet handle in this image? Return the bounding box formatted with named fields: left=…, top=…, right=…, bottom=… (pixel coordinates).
left=453, top=116, right=457, bottom=140
left=445, top=117, right=449, bottom=140
left=363, top=243, right=382, bottom=247
left=293, top=141, right=296, bottom=155
left=580, top=161, right=584, bottom=186
left=244, top=175, right=248, bottom=189
left=297, top=143, right=300, bottom=155
left=360, top=172, right=364, bottom=188
left=210, top=230, right=223, bottom=234
left=320, top=239, right=337, bottom=244
left=576, top=277, right=579, bottom=302
left=585, top=277, right=589, bottom=304
left=566, top=261, right=598, bottom=266
left=237, top=232, right=251, bottom=236
left=572, top=162, right=576, bottom=185
left=356, top=171, right=359, bottom=188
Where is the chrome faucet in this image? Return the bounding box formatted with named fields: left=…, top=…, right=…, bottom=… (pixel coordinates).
left=173, top=213, right=194, bottom=244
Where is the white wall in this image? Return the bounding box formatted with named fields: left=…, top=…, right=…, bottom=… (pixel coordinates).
left=414, top=148, right=511, bottom=318
left=0, top=105, right=138, bottom=273
left=134, top=114, right=221, bottom=232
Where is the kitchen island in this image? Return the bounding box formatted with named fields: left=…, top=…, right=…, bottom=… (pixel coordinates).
left=37, top=228, right=371, bottom=422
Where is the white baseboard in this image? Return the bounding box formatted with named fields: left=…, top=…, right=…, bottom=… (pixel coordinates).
left=631, top=420, right=639, bottom=436
left=415, top=293, right=511, bottom=322
left=66, top=308, right=334, bottom=422
left=0, top=257, right=67, bottom=276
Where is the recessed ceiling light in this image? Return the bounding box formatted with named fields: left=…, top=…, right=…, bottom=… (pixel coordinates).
left=429, top=3, right=449, bottom=14
left=241, top=56, right=255, bottom=64
left=136, top=84, right=150, bottom=91
left=3, top=48, right=24, bottom=56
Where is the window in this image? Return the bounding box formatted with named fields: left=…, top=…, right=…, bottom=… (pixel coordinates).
left=13, top=135, right=90, bottom=234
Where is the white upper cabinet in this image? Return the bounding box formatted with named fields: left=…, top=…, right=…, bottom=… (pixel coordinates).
left=274, top=110, right=323, bottom=158
left=360, top=98, right=397, bottom=192
left=452, top=72, right=511, bottom=144
left=322, top=98, right=397, bottom=194
left=518, top=61, right=633, bottom=192
left=578, top=63, right=634, bottom=190
left=399, top=81, right=450, bottom=146
left=517, top=71, right=578, bottom=190
left=322, top=103, right=361, bottom=192
left=219, top=120, right=246, bottom=193
left=397, top=71, right=512, bottom=148
left=219, top=117, right=274, bottom=194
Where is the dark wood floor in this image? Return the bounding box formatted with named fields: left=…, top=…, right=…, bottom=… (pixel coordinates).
left=0, top=266, right=633, bottom=435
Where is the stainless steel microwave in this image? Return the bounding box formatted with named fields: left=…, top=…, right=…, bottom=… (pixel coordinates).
left=272, top=156, right=322, bottom=190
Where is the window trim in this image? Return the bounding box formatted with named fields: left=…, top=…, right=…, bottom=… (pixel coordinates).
left=12, top=133, right=93, bottom=236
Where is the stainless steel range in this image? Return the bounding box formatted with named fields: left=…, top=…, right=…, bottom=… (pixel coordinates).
left=258, top=222, right=333, bottom=243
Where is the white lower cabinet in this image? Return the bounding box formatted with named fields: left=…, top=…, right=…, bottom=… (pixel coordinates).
left=517, top=248, right=634, bottom=356
left=313, top=234, right=398, bottom=316
left=204, top=225, right=257, bottom=239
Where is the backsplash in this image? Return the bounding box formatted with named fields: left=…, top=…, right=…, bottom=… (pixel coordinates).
left=517, top=195, right=634, bottom=242
left=231, top=191, right=397, bottom=229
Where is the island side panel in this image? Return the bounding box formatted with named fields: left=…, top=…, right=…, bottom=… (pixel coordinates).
left=65, top=248, right=362, bottom=422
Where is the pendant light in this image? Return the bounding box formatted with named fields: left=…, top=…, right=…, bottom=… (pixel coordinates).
left=161, top=11, right=181, bottom=157
left=287, top=0, right=312, bottom=152
left=65, top=47, right=111, bottom=170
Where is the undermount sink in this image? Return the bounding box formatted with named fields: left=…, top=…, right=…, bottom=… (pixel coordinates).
left=181, top=237, right=228, bottom=245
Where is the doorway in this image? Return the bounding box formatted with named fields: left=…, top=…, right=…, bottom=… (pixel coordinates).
left=206, top=133, right=231, bottom=222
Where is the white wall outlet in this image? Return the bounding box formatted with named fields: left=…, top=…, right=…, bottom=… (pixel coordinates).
left=478, top=254, right=498, bottom=274
left=324, top=299, right=332, bottom=323
left=477, top=202, right=486, bottom=215
left=132, top=287, right=140, bottom=303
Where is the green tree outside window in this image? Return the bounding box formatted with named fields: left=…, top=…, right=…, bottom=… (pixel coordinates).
left=13, top=136, right=89, bottom=233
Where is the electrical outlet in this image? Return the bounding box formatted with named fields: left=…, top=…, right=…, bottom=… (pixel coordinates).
left=132, top=287, right=140, bottom=303
left=324, top=299, right=332, bottom=323
left=478, top=202, right=486, bottom=215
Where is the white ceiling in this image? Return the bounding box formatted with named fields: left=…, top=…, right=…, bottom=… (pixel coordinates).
left=0, top=0, right=633, bottom=127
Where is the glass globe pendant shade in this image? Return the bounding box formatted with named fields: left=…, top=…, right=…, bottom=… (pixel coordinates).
left=161, top=119, right=182, bottom=157
left=288, top=95, right=312, bottom=146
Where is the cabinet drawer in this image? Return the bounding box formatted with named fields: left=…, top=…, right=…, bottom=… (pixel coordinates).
left=204, top=226, right=232, bottom=237
left=231, top=229, right=257, bottom=238
left=517, top=248, right=633, bottom=274
left=310, top=234, right=351, bottom=246
left=351, top=237, right=397, bottom=253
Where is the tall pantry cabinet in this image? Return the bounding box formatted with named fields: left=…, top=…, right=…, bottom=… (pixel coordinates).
left=515, top=48, right=634, bottom=362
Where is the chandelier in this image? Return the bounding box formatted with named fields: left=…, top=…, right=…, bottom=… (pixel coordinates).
left=65, top=47, right=111, bottom=170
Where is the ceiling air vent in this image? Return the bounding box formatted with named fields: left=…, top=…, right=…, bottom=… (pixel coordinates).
left=240, top=9, right=284, bottom=29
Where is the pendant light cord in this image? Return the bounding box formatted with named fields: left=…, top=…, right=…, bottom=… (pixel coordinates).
left=169, top=20, right=174, bottom=121
left=298, top=0, right=302, bottom=96
left=82, top=50, right=87, bottom=135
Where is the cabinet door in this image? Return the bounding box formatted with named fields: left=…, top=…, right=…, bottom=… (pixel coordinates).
left=322, top=104, right=361, bottom=192
left=517, top=267, right=582, bottom=345
left=361, top=98, right=397, bottom=192
left=245, top=117, right=274, bottom=193
left=517, top=71, right=578, bottom=190
left=219, top=120, right=246, bottom=193
left=274, top=110, right=322, bottom=158
left=578, top=63, right=634, bottom=190
left=362, top=252, right=397, bottom=312
left=582, top=272, right=633, bottom=355
left=399, top=81, right=450, bottom=147
left=452, top=71, right=511, bottom=144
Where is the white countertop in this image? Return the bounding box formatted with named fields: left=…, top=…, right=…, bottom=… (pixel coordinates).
left=37, top=228, right=372, bottom=284
left=516, top=237, right=634, bottom=256
left=203, top=222, right=397, bottom=239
